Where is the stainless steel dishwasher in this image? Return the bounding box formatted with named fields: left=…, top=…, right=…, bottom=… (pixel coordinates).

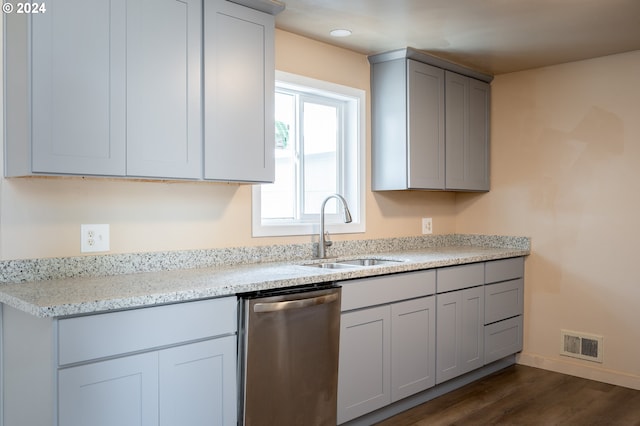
left=239, top=284, right=341, bottom=426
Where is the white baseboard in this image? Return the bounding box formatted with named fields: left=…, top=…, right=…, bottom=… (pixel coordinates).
left=517, top=352, right=640, bottom=390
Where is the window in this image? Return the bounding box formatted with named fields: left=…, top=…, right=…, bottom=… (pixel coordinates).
left=252, top=71, right=365, bottom=237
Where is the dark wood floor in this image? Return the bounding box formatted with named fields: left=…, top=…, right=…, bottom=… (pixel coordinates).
left=376, top=365, right=640, bottom=426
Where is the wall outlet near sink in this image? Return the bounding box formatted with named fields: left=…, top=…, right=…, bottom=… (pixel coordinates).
left=421, top=217, right=433, bottom=234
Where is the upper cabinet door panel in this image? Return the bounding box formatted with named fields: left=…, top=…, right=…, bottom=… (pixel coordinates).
left=467, top=78, right=490, bottom=191
left=407, top=60, right=445, bottom=189
left=31, top=0, right=127, bottom=176
left=126, top=0, right=202, bottom=179
left=204, top=0, right=275, bottom=182
left=445, top=71, right=490, bottom=191
left=444, top=72, right=468, bottom=189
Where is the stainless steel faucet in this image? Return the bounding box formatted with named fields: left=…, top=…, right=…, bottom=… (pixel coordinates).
left=317, top=194, right=352, bottom=259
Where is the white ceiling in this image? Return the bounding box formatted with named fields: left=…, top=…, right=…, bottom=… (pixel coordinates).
left=275, top=0, right=640, bottom=75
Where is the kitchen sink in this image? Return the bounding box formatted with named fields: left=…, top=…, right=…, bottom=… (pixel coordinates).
left=336, top=258, right=401, bottom=267
left=307, top=262, right=359, bottom=269
left=303, top=258, right=403, bottom=269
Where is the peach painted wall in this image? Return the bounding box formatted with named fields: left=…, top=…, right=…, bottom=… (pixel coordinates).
left=456, top=50, right=640, bottom=389
left=0, top=27, right=455, bottom=260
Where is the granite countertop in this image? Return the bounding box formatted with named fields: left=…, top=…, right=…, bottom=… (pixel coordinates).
left=0, top=235, right=530, bottom=318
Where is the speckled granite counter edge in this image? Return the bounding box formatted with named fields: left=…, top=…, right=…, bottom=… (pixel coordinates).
left=0, top=234, right=530, bottom=284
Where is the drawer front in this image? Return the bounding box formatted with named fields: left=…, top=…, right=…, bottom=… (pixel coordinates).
left=484, top=315, right=523, bottom=364
left=484, top=278, right=524, bottom=324
left=341, top=270, right=436, bottom=312
left=58, top=297, right=237, bottom=366
left=485, top=257, right=524, bottom=284
left=436, top=262, right=484, bottom=293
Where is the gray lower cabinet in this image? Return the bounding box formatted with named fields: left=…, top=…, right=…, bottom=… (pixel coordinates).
left=59, top=337, right=236, bottom=426
left=1, top=297, right=237, bottom=426
left=337, top=271, right=436, bottom=424
left=338, top=305, right=391, bottom=423
left=337, top=259, right=525, bottom=423
left=204, top=0, right=275, bottom=183
left=435, top=285, right=485, bottom=384
left=435, top=258, right=526, bottom=384
left=484, top=257, right=525, bottom=364
left=391, top=297, right=437, bottom=401
left=59, top=351, right=160, bottom=426
left=368, top=48, right=492, bottom=192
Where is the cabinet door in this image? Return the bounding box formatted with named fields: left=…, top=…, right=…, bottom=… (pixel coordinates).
left=467, top=78, right=490, bottom=190
left=58, top=352, right=159, bottom=426
left=461, top=286, right=485, bottom=372
left=31, top=0, right=127, bottom=176
left=436, top=290, right=461, bottom=384
left=160, top=336, right=237, bottom=426
left=338, top=306, right=391, bottom=424
left=204, top=0, right=275, bottom=182
left=445, top=71, right=490, bottom=191
left=126, top=0, right=202, bottom=179
left=391, top=296, right=436, bottom=402
left=407, top=60, right=445, bottom=189
left=436, top=286, right=485, bottom=384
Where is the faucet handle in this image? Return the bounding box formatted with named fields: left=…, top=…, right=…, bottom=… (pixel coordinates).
left=324, top=231, right=333, bottom=248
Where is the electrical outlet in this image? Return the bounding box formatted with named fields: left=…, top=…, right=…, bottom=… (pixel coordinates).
left=421, top=217, right=433, bottom=235
left=81, top=224, right=110, bottom=253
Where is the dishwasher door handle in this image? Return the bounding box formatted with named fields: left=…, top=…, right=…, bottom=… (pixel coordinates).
left=253, top=292, right=339, bottom=313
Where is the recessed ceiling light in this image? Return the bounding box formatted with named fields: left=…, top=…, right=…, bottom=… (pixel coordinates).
left=330, top=29, right=352, bottom=37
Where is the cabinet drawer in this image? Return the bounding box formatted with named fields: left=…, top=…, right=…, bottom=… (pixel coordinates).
left=436, top=262, right=484, bottom=293
left=484, top=315, right=523, bottom=364
left=484, top=278, right=524, bottom=324
left=341, top=270, right=435, bottom=312
left=485, top=257, right=524, bottom=284
left=58, top=297, right=237, bottom=366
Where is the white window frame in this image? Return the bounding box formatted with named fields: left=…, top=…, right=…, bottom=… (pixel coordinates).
left=252, top=71, right=366, bottom=237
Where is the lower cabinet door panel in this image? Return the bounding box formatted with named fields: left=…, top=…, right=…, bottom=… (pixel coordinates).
left=461, top=286, right=485, bottom=372
left=436, top=286, right=484, bottom=384
left=160, top=336, right=237, bottom=426
left=337, top=305, right=391, bottom=424
left=391, top=296, right=436, bottom=402
left=58, top=352, right=159, bottom=426
left=484, top=315, right=523, bottom=364
left=436, top=291, right=460, bottom=384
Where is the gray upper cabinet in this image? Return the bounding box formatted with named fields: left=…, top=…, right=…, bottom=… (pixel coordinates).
left=4, top=0, right=201, bottom=179
left=204, top=0, right=276, bottom=183
left=5, top=0, right=127, bottom=176
left=5, top=0, right=279, bottom=182
left=369, top=48, right=492, bottom=192
left=370, top=58, right=445, bottom=190
left=126, top=0, right=202, bottom=179
left=445, top=71, right=490, bottom=191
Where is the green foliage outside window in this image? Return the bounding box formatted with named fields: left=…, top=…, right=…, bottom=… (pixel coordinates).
left=275, top=120, right=289, bottom=148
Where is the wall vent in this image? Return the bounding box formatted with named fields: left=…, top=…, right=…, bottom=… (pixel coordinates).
left=560, top=330, right=603, bottom=363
